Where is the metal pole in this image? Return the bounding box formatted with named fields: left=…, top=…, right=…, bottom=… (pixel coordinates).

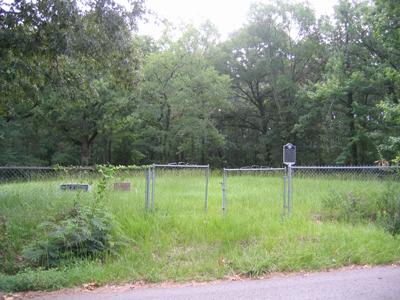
left=205, top=165, right=209, bottom=214
left=283, top=167, right=287, bottom=217
left=151, top=165, right=155, bottom=211
left=222, top=168, right=226, bottom=217
left=146, top=167, right=151, bottom=212
left=288, top=165, right=292, bottom=216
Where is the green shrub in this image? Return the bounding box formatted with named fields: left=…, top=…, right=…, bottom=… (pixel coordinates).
left=22, top=206, right=128, bottom=268
left=321, top=185, right=400, bottom=235
left=321, top=190, right=375, bottom=221
left=0, top=267, right=68, bottom=292
left=376, top=187, right=400, bottom=235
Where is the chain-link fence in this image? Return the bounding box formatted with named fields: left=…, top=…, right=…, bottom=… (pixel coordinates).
left=150, top=164, right=209, bottom=216
left=0, top=166, right=95, bottom=183
left=290, top=166, right=400, bottom=220
left=0, top=166, right=150, bottom=211
left=222, top=167, right=287, bottom=218
left=0, top=165, right=210, bottom=216
left=2, top=165, right=399, bottom=220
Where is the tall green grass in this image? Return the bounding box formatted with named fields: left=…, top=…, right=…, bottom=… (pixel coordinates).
left=0, top=170, right=399, bottom=292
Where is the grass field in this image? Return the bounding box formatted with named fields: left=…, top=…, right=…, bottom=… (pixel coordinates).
left=0, top=168, right=399, bottom=292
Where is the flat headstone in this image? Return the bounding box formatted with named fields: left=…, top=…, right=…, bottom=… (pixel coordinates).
left=114, top=182, right=131, bottom=191
left=59, top=183, right=91, bottom=192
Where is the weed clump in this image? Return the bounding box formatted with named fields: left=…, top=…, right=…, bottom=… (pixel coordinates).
left=321, top=185, right=400, bottom=235
left=22, top=165, right=130, bottom=268
left=0, top=267, right=68, bottom=292
left=22, top=206, right=128, bottom=268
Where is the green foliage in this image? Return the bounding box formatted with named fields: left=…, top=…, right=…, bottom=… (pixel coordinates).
left=93, top=164, right=151, bottom=202
left=216, top=0, right=324, bottom=166
left=321, top=186, right=400, bottom=235
left=0, top=267, right=68, bottom=293
left=1, top=0, right=145, bottom=121
left=376, top=187, right=400, bottom=235
left=296, top=0, right=387, bottom=166
left=321, top=190, right=377, bottom=222
left=136, top=23, right=230, bottom=165
left=378, top=101, right=400, bottom=160
left=22, top=206, right=128, bottom=268
left=0, top=216, right=33, bottom=275
left=2, top=0, right=400, bottom=168
left=1, top=170, right=400, bottom=292
left=1, top=0, right=146, bottom=167
left=19, top=165, right=143, bottom=269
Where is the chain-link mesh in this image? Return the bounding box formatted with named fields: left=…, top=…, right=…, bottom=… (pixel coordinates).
left=0, top=167, right=94, bottom=183
left=151, top=164, right=209, bottom=216
left=291, top=166, right=400, bottom=218
left=3, top=165, right=399, bottom=219
left=0, top=167, right=149, bottom=212
left=223, top=167, right=287, bottom=218
left=107, top=167, right=149, bottom=213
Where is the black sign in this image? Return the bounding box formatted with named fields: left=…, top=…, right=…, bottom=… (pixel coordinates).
left=283, top=143, right=296, bottom=165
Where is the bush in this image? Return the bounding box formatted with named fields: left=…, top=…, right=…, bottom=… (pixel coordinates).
left=321, top=185, right=400, bottom=235
left=376, top=187, right=400, bottom=235
left=0, top=267, right=68, bottom=292
left=321, top=190, right=377, bottom=222
left=22, top=206, right=128, bottom=268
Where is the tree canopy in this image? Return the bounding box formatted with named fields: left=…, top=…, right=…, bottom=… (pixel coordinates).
left=1, top=0, right=399, bottom=167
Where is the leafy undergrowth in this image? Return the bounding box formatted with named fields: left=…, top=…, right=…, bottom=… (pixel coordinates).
left=22, top=205, right=128, bottom=268
left=320, top=184, right=400, bottom=235
left=1, top=172, right=400, bottom=292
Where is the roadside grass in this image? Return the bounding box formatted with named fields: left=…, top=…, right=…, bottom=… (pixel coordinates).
left=1, top=170, right=399, bottom=292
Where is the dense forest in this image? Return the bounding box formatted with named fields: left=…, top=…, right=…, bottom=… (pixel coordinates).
left=1, top=0, right=399, bottom=168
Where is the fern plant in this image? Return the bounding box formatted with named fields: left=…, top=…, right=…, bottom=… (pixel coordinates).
left=23, top=206, right=128, bottom=267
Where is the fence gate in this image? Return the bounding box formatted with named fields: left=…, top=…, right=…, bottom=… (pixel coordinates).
left=222, top=167, right=287, bottom=217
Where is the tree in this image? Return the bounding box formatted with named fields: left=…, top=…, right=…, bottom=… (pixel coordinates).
left=295, top=0, right=392, bottom=165
left=371, top=0, right=400, bottom=162
left=216, top=0, right=324, bottom=166
left=1, top=0, right=146, bottom=165
left=135, top=23, right=231, bottom=165
left=0, top=0, right=145, bottom=121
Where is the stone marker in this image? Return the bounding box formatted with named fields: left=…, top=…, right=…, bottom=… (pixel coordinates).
left=114, top=182, right=131, bottom=191
left=59, top=183, right=91, bottom=191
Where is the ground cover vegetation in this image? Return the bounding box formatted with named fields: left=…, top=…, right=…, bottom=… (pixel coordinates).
left=1, top=0, right=400, bottom=293
left=1, top=0, right=400, bottom=167
left=0, top=168, right=399, bottom=292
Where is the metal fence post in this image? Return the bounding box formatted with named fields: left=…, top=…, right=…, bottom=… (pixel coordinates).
left=145, top=167, right=151, bottom=212
left=222, top=168, right=226, bottom=217
left=151, top=165, right=155, bottom=211
left=283, top=167, right=287, bottom=217
left=205, top=165, right=209, bottom=214
left=288, top=164, right=292, bottom=216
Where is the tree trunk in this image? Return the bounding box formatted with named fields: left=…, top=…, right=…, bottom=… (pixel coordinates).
left=80, top=115, right=98, bottom=166
left=108, top=139, right=112, bottom=163
left=102, top=133, right=108, bottom=164
left=202, top=139, right=206, bottom=165
left=191, top=137, right=196, bottom=164
left=347, top=92, right=358, bottom=165
left=81, top=135, right=90, bottom=166
left=182, top=151, right=186, bottom=163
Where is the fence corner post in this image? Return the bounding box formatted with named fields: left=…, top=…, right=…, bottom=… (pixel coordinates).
left=205, top=165, right=210, bottom=214
left=222, top=168, right=226, bottom=218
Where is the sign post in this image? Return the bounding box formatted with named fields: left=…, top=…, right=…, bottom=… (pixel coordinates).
left=283, top=143, right=296, bottom=216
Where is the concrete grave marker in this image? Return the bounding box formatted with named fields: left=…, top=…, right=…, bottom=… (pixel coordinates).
left=59, top=183, right=91, bottom=191
left=114, top=182, right=131, bottom=191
